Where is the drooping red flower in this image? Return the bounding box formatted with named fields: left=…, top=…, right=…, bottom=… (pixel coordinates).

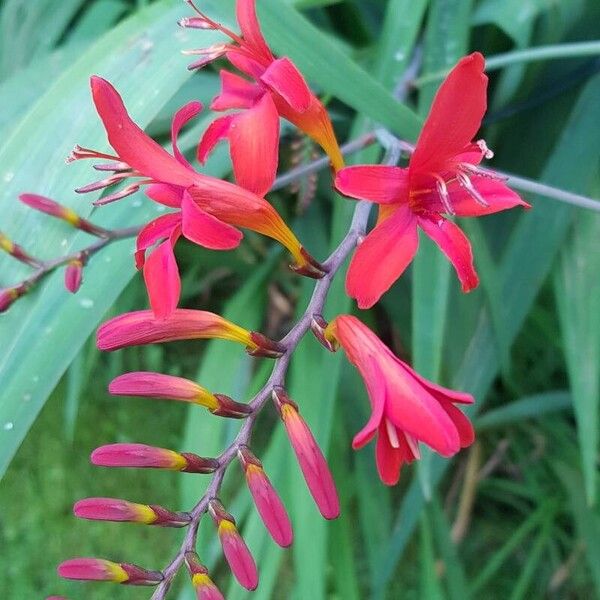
left=335, top=52, right=530, bottom=309
left=69, top=76, right=325, bottom=318
left=325, top=315, right=475, bottom=485
left=180, top=0, right=344, bottom=196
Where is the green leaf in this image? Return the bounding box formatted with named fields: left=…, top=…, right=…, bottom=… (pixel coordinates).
left=419, top=513, right=446, bottom=600
left=554, top=212, right=600, bottom=505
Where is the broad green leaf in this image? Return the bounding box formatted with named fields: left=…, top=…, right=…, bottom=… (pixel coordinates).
left=0, top=1, right=209, bottom=479
left=554, top=212, right=600, bottom=505
left=419, top=513, right=446, bottom=600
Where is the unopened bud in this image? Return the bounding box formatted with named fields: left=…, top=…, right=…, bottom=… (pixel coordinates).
left=19, top=194, right=109, bottom=237
left=0, top=231, right=41, bottom=267
left=272, top=387, right=340, bottom=520
left=208, top=499, right=258, bottom=591
left=64, top=259, right=84, bottom=293
left=247, top=332, right=286, bottom=359
left=58, top=558, right=163, bottom=586
left=74, top=497, right=190, bottom=527
left=184, top=552, right=225, bottom=600
left=238, top=447, right=293, bottom=547
left=91, top=443, right=219, bottom=474
left=289, top=247, right=328, bottom=279
left=0, top=284, right=27, bottom=313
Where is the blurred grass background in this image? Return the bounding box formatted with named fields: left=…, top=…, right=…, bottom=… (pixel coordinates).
left=0, top=0, right=599, bottom=598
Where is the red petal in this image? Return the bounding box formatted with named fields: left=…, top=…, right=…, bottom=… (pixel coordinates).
left=448, top=178, right=530, bottom=217
left=236, top=0, right=273, bottom=60
left=90, top=76, right=196, bottom=187
left=375, top=423, right=403, bottom=486
left=143, top=236, right=181, bottom=319
left=197, top=115, right=234, bottom=164
left=145, top=183, right=184, bottom=208
left=403, top=363, right=474, bottom=404
left=226, top=49, right=265, bottom=79
left=418, top=216, right=479, bottom=292
left=411, top=53, right=487, bottom=175
left=181, top=192, right=242, bottom=250
left=352, top=358, right=386, bottom=449
left=439, top=400, right=475, bottom=448
left=260, top=57, right=312, bottom=113
left=335, top=165, right=409, bottom=204
left=229, top=93, right=279, bottom=196
left=171, top=101, right=202, bottom=167
left=346, top=206, right=419, bottom=309
left=211, top=70, right=263, bottom=111
left=135, top=213, right=181, bottom=269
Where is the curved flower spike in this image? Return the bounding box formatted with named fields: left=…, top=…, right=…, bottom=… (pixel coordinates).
left=185, top=552, right=225, bottom=600
left=96, top=309, right=285, bottom=358
left=208, top=499, right=259, bottom=591
left=180, top=0, right=344, bottom=194
left=325, top=315, right=475, bottom=485
left=58, top=558, right=163, bottom=586
left=68, top=76, right=324, bottom=317
left=335, top=53, right=530, bottom=308
left=91, top=443, right=219, bottom=473
left=272, top=387, right=340, bottom=519
left=109, top=372, right=251, bottom=418
left=238, top=446, right=293, bottom=547
left=74, top=498, right=191, bottom=527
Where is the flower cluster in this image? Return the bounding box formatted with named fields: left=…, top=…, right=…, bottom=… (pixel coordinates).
left=1, top=0, right=530, bottom=597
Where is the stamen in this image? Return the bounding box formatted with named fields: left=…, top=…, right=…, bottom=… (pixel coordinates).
left=431, top=173, right=455, bottom=215
left=93, top=161, right=131, bottom=173
left=476, top=139, right=494, bottom=160
left=66, top=145, right=120, bottom=164
left=183, top=0, right=245, bottom=45
left=181, top=43, right=228, bottom=56
left=92, top=183, right=142, bottom=206
left=457, top=172, right=489, bottom=208
left=178, top=17, right=214, bottom=30
left=75, top=172, right=132, bottom=194
left=385, top=419, right=400, bottom=449
left=405, top=434, right=421, bottom=460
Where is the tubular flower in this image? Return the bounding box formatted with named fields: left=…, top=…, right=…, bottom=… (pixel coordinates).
left=180, top=0, right=344, bottom=195
left=208, top=499, right=259, bottom=591
left=324, top=315, right=475, bottom=485
left=238, top=446, right=293, bottom=547
left=69, top=76, right=325, bottom=317
left=96, top=309, right=285, bottom=358
left=91, top=443, right=219, bottom=473
left=335, top=52, right=530, bottom=309
left=185, top=552, right=225, bottom=600
left=109, top=372, right=251, bottom=418
left=272, top=387, right=340, bottom=519
left=74, top=497, right=190, bottom=527
left=58, top=558, right=163, bottom=586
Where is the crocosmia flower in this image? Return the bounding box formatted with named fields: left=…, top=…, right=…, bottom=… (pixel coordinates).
left=69, top=76, right=325, bottom=318
left=180, top=0, right=344, bottom=196
left=325, top=315, right=475, bottom=485
left=335, top=52, right=530, bottom=308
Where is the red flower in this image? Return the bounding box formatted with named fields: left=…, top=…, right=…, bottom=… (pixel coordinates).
left=69, top=77, right=325, bottom=318
left=326, top=315, right=475, bottom=485
left=180, top=0, right=344, bottom=196
left=335, top=53, right=530, bottom=309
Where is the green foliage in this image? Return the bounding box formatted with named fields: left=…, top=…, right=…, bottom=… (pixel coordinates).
left=1, top=0, right=599, bottom=599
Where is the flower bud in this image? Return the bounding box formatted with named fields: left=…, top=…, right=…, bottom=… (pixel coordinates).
left=184, top=552, right=225, bottom=600
left=208, top=499, right=258, bottom=591
left=109, top=372, right=252, bottom=418
left=288, top=247, right=328, bottom=279
left=97, top=309, right=283, bottom=358
left=64, top=259, right=84, bottom=293
left=272, top=387, right=340, bottom=520
left=238, top=447, right=293, bottom=547
left=19, top=194, right=109, bottom=237
left=0, top=284, right=27, bottom=313
left=0, top=231, right=40, bottom=267
left=91, top=443, right=219, bottom=473
left=74, top=498, right=190, bottom=527
left=58, top=558, right=163, bottom=586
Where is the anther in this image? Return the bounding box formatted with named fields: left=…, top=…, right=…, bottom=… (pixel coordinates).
left=457, top=172, right=489, bottom=208
left=432, top=173, right=455, bottom=215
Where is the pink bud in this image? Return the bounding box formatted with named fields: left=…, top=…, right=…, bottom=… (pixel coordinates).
left=90, top=443, right=219, bottom=473
left=64, top=259, right=84, bottom=293
left=238, top=447, right=293, bottom=547
left=58, top=558, right=163, bottom=586
left=208, top=500, right=258, bottom=591
left=0, top=232, right=40, bottom=267
left=184, top=552, right=225, bottom=600
left=0, top=289, right=17, bottom=313
left=273, top=388, right=340, bottom=520
left=74, top=498, right=156, bottom=523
